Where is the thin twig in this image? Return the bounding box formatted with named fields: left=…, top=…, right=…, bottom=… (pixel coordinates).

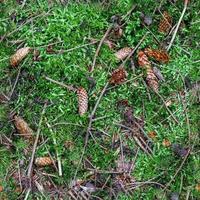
left=46, top=120, right=62, bottom=176
left=9, top=60, right=27, bottom=100
left=27, top=103, right=47, bottom=178
left=121, top=34, right=147, bottom=66
left=156, top=92, right=179, bottom=124
left=44, top=76, right=76, bottom=92
left=73, top=82, right=109, bottom=181
left=1, top=11, right=51, bottom=42
left=163, top=149, right=190, bottom=191
left=167, top=0, right=189, bottom=51
left=90, top=27, right=112, bottom=72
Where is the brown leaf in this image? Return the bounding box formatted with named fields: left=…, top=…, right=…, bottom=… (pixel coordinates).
left=46, top=45, right=56, bottom=54
left=158, top=11, right=173, bottom=33
left=35, top=157, right=53, bottom=167
left=162, top=139, right=171, bottom=147
left=138, top=50, right=151, bottom=68
left=109, top=67, right=127, bottom=85
left=148, top=131, right=157, bottom=139
left=77, top=87, right=88, bottom=116
left=13, top=115, right=33, bottom=139
left=0, top=185, right=3, bottom=192
left=115, top=47, right=132, bottom=61
left=195, top=183, right=200, bottom=191
left=144, top=48, right=170, bottom=63
left=33, top=49, right=41, bottom=61
left=10, top=47, right=31, bottom=67
left=104, top=39, right=116, bottom=49
left=153, top=66, right=165, bottom=81
left=146, top=65, right=159, bottom=93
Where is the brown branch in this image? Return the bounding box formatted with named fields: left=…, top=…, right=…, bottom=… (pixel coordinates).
left=167, top=1, right=189, bottom=51
left=44, top=76, right=76, bottom=92
left=90, top=27, right=112, bottom=72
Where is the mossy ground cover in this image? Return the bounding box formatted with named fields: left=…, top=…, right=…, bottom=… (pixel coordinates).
left=0, top=0, right=199, bottom=199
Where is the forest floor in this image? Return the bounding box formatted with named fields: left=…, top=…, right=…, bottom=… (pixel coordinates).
left=0, top=0, right=199, bottom=199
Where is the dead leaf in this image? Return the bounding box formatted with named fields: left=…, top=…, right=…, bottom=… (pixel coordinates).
left=153, top=66, right=165, bottom=81
left=33, top=49, right=41, bottom=61
left=77, top=87, right=88, bottom=116
left=148, top=131, right=157, bottom=139
left=10, top=47, right=31, bottom=67
left=0, top=185, right=3, bottom=192
left=172, top=144, right=189, bottom=158
left=46, top=45, right=56, bottom=54
left=162, top=139, right=171, bottom=147
left=195, top=183, right=200, bottom=191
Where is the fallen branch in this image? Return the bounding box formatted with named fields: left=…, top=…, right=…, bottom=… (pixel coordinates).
left=44, top=76, right=76, bottom=92
left=167, top=0, right=189, bottom=51
left=90, top=27, right=112, bottom=72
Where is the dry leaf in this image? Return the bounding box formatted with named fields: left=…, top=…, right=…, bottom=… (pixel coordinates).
left=77, top=87, right=88, bottom=116
left=148, top=131, right=157, bottom=139
left=158, top=11, right=173, bottom=33
left=195, top=183, right=200, bottom=191
left=153, top=66, right=165, bottom=81
left=162, top=139, right=171, bottom=147
left=109, top=67, right=127, bottom=85
left=138, top=50, right=151, bottom=68
left=104, top=39, right=116, bottom=49
left=0, top=185, right=3, bottom=192
left=35, top=157, right=53, bottom=167
left=46, top=45, right=56, bottom=54
left=13, top=115, right=33, bottom=139
left=10, top=47, right=31, bottom=67
left=146, top=65, right=159, bottom=93
left=144, top=48, right=170, bottom=63
left=115, top=47, right=132, bottom=60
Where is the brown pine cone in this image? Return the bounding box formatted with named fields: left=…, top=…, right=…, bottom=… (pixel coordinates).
left=13, top=115, right=33, bottom=139
left=77, top=87, right=88, bottom=116
left=35, top=157, right=53, bottom=167
left=109, top=67, right=127, bottom=85
left=138, top=51, right=151, bottom=68
left=115, top=47, right=132, bottom=61
left=144, top=48, right=169, bottom=63
left=146, top=65, right=159, bottom=93
left=10, top=47, right=31, bottom=67
left=158, top=11, right=172, bottom=33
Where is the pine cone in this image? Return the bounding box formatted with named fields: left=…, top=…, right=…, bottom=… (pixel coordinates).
left=158, top=11, right=172, bottom=33
left=10, top=47, right=31, bottom=67
left=109, top=67, right=127, bottom=85
left=35, top=157, right=53, bottom=167
left=77, top=87, right=88, bottom=116
left=146, top=65, right=159, bottom=93
left=138, top=51, right=151, bottom=68
left=13, top=115, right=33, bottom=139
left=115, top=47, right=132, bottom=61
left=144, top=48, right=169, bottom=63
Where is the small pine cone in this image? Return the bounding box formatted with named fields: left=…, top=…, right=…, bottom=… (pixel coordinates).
left=115, top=47, right=132, bottom=61
left=35, top=157, right=53, bottom=167
left=77, top=87, right=88, bottom=116
left=10, top=47, right=31, bottom=67
left=158, top=11, right=172, bottom=33
left=144, top=48, right=169, bottom=63
left=138, top=51, right=151, bottom=68
left=146, top=65, right=159, bottom=93
left=109, top=67, right=128, bottom=85
left=13, top=115, right=33, bottom=139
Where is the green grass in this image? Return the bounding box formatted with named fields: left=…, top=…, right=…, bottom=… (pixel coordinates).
left=0, top=0, right=200, bottom=199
